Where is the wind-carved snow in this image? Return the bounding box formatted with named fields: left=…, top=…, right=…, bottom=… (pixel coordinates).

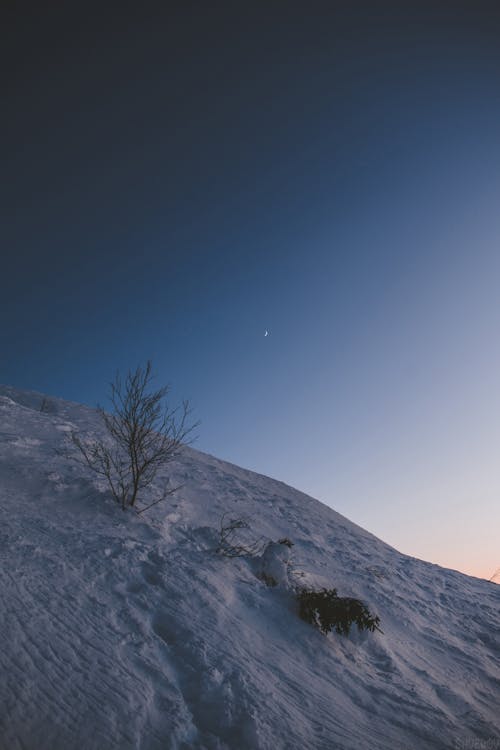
left=0, top=385, right=499, bottom=750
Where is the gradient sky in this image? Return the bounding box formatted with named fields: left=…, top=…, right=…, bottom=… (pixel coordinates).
left=2, top=3, right=500, bottom=581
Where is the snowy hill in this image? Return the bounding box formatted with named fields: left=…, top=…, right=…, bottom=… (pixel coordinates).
left=0, top=386, right=498, bottom=750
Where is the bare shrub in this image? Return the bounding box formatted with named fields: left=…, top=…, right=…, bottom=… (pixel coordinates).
left=72, top=361, right=198, bottom=512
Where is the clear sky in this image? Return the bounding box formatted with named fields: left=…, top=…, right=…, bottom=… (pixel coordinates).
left=2, top=3, right=499, bottom=581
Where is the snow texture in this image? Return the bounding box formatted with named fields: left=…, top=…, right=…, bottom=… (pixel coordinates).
left=258, top=542, right=292, bottom=588
left=0, top=385, right=499, bottom=750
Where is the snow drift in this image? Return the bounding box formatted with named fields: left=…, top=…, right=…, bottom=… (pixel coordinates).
left=0, top=385, right=498, bottom=750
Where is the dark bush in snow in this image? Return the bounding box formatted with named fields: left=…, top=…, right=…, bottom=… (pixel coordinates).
left=258, top=571, right=279, bottom=587
left=297, top=588, right=381, bottom=636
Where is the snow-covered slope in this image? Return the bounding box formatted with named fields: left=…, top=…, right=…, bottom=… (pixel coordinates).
left=0, top=386, right=498, bottom=750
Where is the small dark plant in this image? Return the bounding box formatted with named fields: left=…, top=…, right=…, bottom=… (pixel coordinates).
left=258, top=572, right=278, bottom=587
left=297, top=588, right=381, bottom=636
left=277, top=537, right=294, bottom=548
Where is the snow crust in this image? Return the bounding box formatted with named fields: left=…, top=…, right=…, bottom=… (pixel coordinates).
left=0, top=385, right=498, bottom=749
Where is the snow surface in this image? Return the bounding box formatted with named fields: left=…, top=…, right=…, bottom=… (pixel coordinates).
left=0, top=385, right=498, bottom=750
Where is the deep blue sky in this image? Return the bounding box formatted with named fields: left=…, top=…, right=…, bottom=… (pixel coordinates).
left=2, top=3, right=500, bottom=579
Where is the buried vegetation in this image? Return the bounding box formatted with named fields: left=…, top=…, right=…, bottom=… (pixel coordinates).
left=297, top=587, right=382, bottom=636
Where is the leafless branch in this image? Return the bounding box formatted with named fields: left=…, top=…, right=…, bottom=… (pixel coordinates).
left=215, top=513, right=265, bottom=557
